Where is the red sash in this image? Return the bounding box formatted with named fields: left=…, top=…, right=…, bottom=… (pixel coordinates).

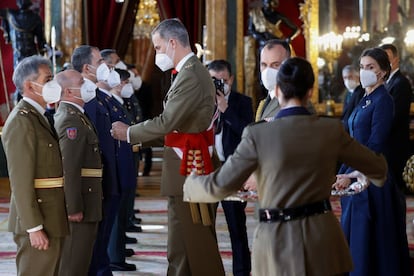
left=164, top=129, right=214, bottom=176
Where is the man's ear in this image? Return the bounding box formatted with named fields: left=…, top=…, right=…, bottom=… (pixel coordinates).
left=22, top=80, right=33, bottom=95
left=170, top=38, right=178, bottom=49
left=83, top=63, right=91, bottom=74
left=307, top=88, right=313, bottom=99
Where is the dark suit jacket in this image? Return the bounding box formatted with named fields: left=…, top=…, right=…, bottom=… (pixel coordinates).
left=84, top=89, right=120, bottom=197
left=219, top=91, right=253, bottom=158
left=385, top=70, right=412, bottom=176
left=108, top=96, right=136, bottom=191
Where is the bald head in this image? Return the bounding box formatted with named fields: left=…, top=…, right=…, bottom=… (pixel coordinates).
left=55, top=69, right=84, bottom=103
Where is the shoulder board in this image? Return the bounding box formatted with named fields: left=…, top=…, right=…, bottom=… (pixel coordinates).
left=18, top=109, right=30, bottom=116
left=18, top=106, right=36, bottom=116
left=183, top=61, right=196, bottom=70
left=66, top=105, right=81, bottom=116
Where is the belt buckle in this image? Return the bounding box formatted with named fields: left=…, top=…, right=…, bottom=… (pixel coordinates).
left=264, top=209, right=271, bottom=220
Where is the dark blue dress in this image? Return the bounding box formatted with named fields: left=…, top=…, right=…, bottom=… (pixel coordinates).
left=339, top=85, right=411, bottom=276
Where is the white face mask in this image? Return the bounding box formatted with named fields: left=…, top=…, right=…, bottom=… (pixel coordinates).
left=96, top=63, right=111, bottom=82
left=72, top=81, right=96, bottom=103
left=107, top=70, right=121, bottom=88
left=344, top=79, right=359, bottom=92
left=128, top=70, right=142, bottom=90
left=32, top=80, right=62, bottom=104
left=261, top=67, right=279, bottom=92
left=223, top=83, right=230, bottom=95
left=155, top=42, right=174, bottom=72
left=115, top=60, right=127, bottom=70
left=83, top=78, right=98, bottom=91
left=360, top=69, right=378, bottom=88
left=121, top=83, right=134, bottom=98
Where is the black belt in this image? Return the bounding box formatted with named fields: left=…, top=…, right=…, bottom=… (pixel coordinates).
left=259, top=199, right=331, bottom=223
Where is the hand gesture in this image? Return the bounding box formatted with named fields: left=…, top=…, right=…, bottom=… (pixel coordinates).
left=215, top=90, right=228, bottom=113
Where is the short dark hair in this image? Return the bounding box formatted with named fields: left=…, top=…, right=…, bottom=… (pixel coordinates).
left=360, top=47, right=391, bottom=80
left=277, top=57, right=314, bottom=100
left=380, top=43, right=398, bottom=57
left=114, top=68, right=131, bottom=81
left=263, top=39, right=291, bottom=57
left=71, top=45, right=99, bottom=73
left=207, top=59, right=232, bottom=75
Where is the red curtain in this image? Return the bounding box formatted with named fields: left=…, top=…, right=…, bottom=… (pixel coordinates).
left=87, top=0, right=124, bottom=50
left=87, top=0, right=139, bottom=58
left=157, top=0, right=204, bottom=49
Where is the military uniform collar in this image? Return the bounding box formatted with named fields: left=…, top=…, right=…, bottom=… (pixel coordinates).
left=112, top=94, right=124, bottom=105
left=275, top=106, right=310, bottom=119
left=60, top=100, right=84, bottom=113
left=22, top=97, right=45, bottom=115
left=98, top=87, right=112, bottom=97
left=175, top=52, right=195, bottom=72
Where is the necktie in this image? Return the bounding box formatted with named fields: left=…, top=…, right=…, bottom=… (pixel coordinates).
left=171, top=68, right=178, bottom=84
left=44, top=111, right=58, bottom=139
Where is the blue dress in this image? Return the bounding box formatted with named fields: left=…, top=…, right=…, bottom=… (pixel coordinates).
left=339, top=85, right=411, bottom=276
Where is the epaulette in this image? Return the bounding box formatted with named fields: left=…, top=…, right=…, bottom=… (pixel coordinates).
left=18, top=109, right=30, bottom=116
left=66, top=105, right=80, bottom=116
left=248, top=119, right=267, bottom=126
left=18, top=106, right=33, bottom=116
left=183, top=62, right=195, bottom=70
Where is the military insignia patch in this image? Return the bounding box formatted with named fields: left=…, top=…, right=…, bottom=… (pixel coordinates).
left=66, top=127, right=77, bottom=140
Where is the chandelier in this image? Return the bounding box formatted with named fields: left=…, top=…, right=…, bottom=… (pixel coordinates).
left=133, top=0, right=160, bottom=39
left=318, top=32, right=343, bottom=73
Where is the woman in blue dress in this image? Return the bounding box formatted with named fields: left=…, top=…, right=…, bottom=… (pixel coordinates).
left=336, top=47, right=411, bottom=276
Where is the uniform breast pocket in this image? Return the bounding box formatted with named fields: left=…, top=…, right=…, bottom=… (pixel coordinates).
left=37, top=139, right=61, bottom=173
left=86, top=133, right=101, bottom=165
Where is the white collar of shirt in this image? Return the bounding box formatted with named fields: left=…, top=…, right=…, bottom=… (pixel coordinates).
left=269, top=89, right=276, bottom=99
left=175, top=53, right=195, bottom=72
left=387, top=68, right=399, bottom=83
left=112, top=94, right=124, bottom=105
left=99, top=88, right=112, bottom=97
left=60, top=101, right=84, bottom=113
left=23, top=97, right=46, bottom=115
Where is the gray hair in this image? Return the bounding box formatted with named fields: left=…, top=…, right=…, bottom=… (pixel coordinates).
left=71, top=45, right=99, bottom=73
left=12, top=55, right=51, bottom=92
left=151, top=18, right=190, bottom=48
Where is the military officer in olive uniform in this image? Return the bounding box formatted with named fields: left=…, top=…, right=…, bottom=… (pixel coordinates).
left=111, top=19, right=225, bottom=276
left=2, top=56, right=68, bottom=276
left=54, top=69, right=103, bottom=276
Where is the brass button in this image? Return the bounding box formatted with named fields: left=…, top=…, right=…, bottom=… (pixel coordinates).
left=37, top=198, right=42, bottom=203
left=88, top=188, right=92, bottom=192
left=48, top=143, right=53, bottom=147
